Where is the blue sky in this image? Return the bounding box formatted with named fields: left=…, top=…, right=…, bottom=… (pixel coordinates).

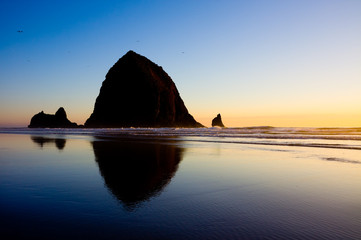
left=1, top=0, right=360, bottom=127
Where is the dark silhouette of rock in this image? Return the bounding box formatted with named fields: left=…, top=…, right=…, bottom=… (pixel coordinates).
left=212, top=113, right=225, bottom=127
left=92, top=138, right=184, bottom=210
left=28, top=107, right=78, bottom=128
left=85, top=50, right=203, bottom=128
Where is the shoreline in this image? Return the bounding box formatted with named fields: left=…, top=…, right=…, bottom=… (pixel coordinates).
left=0, top=127, right=360, bottom=151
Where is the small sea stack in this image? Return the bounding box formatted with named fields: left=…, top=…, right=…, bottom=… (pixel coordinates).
left=211, top=113, right=225, bottom=127
left=28, top=107, right=78, bottom=128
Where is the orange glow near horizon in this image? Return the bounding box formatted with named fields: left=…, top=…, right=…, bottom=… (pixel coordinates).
left=196, top=113, right=361, bottom=128
left=0, top=99, right=360, bottom=128
left=1, top=111, right=359, bottom=128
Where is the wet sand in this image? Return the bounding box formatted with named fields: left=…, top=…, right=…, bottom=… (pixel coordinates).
left=0, top=132, right=360, bottom=239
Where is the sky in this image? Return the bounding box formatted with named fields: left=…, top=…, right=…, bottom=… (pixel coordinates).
left=1, top=0, right=360, bottom=127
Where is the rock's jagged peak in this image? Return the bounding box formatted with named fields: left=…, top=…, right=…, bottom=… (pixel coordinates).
left=106, top=50, right=166, bottom=80
left=55, top=107, right=67, bottom=118
left=124, top=50, right=141, bottom=57
left=123, top=50, right=151, bottom=61
left=118, top=50, right=143, bottom=64
left=112, top=50, right=152, bottom=66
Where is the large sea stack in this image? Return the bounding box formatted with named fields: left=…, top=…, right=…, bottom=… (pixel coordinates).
left=85, top=51, right=203, bottom=128
left=28, top=107, right=78, bottom=128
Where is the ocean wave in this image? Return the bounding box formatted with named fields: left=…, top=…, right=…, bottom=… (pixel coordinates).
left=1, top=127, right=360, bottom=150
left=323, top=157, right=361, bottom=164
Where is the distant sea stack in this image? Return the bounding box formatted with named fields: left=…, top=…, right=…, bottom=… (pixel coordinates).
left=85, top=50, right=203, bottom=128
left=28, top=107, right=78, bottom=128
left=211, top=113, right=225, bottom=127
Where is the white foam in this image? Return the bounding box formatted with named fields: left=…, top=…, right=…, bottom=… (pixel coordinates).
left=1, top=127, right=360, bottom=150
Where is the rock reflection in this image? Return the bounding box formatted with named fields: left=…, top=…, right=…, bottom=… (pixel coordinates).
left=92, top=138, right=184, bottom=210
left=30, top=136, right=66, bottom=150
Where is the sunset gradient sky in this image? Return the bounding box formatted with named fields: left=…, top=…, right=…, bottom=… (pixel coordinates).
left=1, top=0, right=360, bottom=127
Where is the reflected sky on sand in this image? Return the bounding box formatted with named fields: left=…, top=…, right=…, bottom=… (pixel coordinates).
left=28, top=134, right=185, bottom=210
left=1, top=132, right=361, bottom=239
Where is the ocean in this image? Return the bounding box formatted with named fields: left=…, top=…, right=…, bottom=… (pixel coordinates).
left=0, top=127, right=360, bottom=239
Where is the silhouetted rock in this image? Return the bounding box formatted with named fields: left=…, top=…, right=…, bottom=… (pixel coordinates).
left=85, top=50, right=203, bottom=128
left=92, top=138, right=184, bottom=210
left=212, top=113, right=225, bottom=127
left=28, top=107, right=78, bottom=128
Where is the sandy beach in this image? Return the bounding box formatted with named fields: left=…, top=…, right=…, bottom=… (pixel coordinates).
left=0, top=128, right=361, bottom=239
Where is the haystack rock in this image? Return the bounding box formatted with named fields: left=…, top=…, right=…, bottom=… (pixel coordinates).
left=28, top=107, right=78, bottom=128
left=211, top=113, right=225, bottom=127
left=85, top=50, right=203, bottom=128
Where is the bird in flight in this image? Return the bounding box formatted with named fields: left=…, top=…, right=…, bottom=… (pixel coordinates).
left=17, top=30, right=23, bottom=33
